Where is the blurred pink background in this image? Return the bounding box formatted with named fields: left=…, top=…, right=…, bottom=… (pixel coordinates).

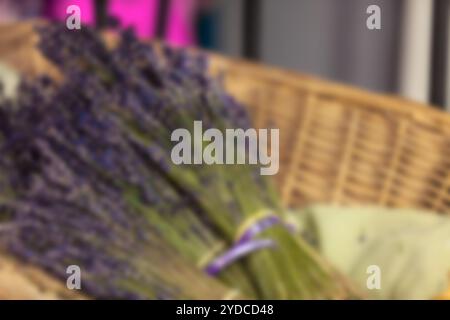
left=45, top=0, right=199, bottom=46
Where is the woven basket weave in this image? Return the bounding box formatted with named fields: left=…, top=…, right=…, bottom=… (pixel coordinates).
left=211, top=56, right=450, bottom=213
left=0, top=22, right=449, bottom=299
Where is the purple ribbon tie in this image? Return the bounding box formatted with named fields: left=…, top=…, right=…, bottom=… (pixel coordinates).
left=205, top=239, right=276, bottom=276
left=205, top=213, right=297, bottom=276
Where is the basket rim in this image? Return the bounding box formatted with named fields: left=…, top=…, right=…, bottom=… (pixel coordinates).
left=209, top=54, right=450, bottom=134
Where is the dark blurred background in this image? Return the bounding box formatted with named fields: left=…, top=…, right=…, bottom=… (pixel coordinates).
left=0, top=0, right=449, bottom=110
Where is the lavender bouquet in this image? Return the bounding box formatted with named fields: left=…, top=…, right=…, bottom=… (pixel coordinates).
left=0, top=23, right=357, bottom=299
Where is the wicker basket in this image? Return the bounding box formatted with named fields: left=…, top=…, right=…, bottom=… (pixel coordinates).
left=211, top=57, right=450, bottom=213
left=0, top=22, right=449, bottom=299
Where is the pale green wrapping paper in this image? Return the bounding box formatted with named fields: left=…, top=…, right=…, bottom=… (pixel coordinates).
left=290, top=206, right=450, bottom=299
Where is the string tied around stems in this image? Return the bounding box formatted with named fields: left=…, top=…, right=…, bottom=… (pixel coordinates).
left=201, top=210, right=296, bottom=276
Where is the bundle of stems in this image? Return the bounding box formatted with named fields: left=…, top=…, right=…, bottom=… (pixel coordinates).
left=0, top=23, right=358, bottom=299
left=0, top=73, right=253, bottom=298
left=0, top=109, right=243, bottom=299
